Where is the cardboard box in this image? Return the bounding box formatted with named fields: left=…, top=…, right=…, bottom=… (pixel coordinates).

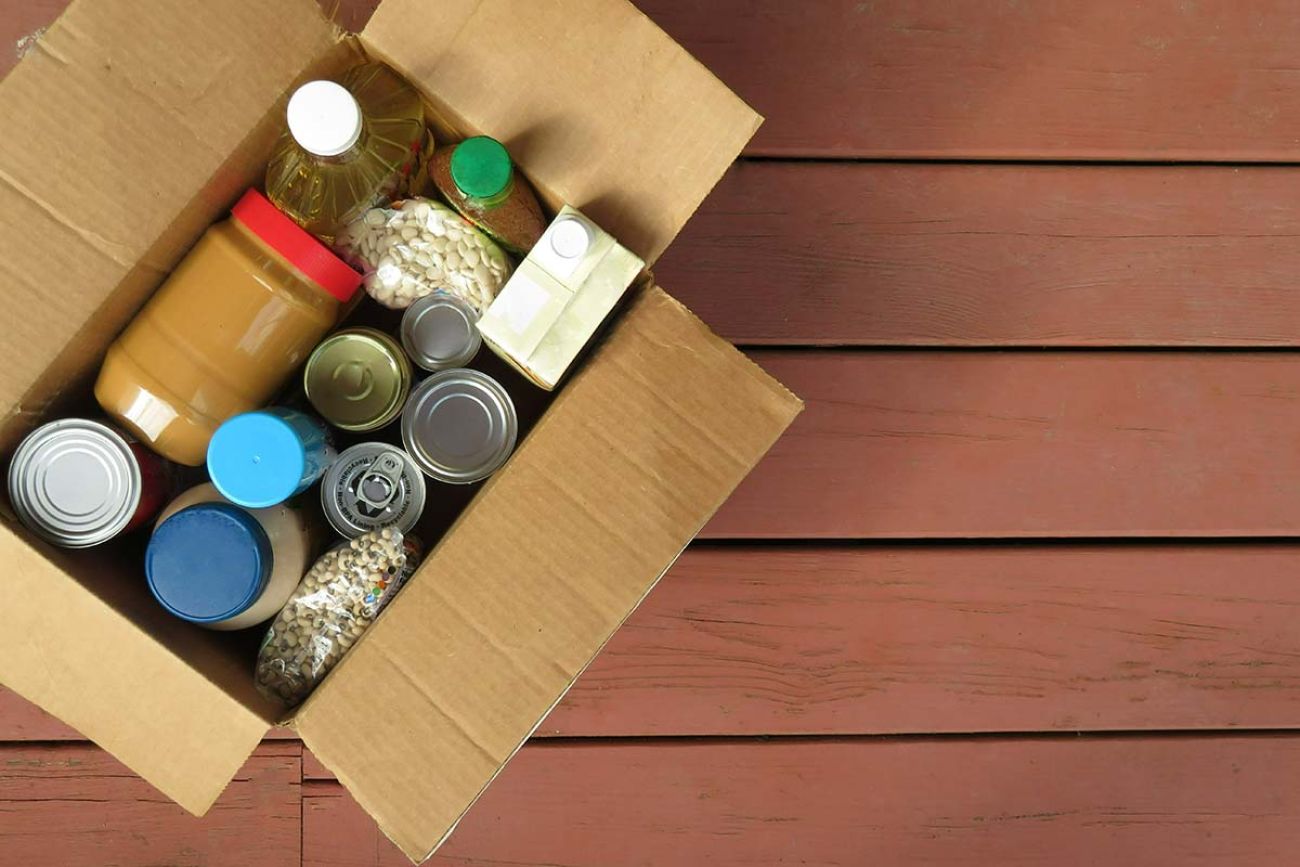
left=0, top=0, right=802, bottom=861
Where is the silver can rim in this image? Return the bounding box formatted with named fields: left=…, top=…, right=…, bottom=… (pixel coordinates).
left=8, top=419, right=142, bottom=548
left=400, top=291, right=483, bottom=373
left=320, top=442, right=427, bottom=538
left=400, top=368, right=518, bottom=484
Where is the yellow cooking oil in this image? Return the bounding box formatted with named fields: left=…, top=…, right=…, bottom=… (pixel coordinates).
left=266, top=62, right=433, bottom=245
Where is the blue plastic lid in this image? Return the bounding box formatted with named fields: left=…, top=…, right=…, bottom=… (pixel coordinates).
left=208, top=412, right=307, bottom=508
left=146, top=504, right=273, bottom=624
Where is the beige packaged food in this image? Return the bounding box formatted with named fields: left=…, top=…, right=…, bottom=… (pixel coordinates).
left=256, top=528, right=421, bottom=707
left=336, top=199, right=512, bottom=311
left=477, top=205, right=645, bottom=390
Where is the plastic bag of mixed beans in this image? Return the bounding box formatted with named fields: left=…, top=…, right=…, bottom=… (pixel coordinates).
left=335, top=197, right=512, bottom=312
left=255, top=526, right=423, bottom=707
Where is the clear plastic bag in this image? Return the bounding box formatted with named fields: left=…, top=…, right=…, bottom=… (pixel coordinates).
left=255, top=526, right=422, bottom=707
left=336, top=197, right=513, bottom=312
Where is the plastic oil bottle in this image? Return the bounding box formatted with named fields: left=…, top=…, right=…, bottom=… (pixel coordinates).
left=266, top=63, right=433, bottom=245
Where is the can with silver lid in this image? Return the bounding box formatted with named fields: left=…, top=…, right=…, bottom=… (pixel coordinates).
left=401, top=368, right=517, bottom=484
left=304, top=327, right=412, bottom=432
left=400, top=291, right=482, bottom=372
left=8, top=418, right=169, bottom=548
left=321, top=443, right=426, bottom=538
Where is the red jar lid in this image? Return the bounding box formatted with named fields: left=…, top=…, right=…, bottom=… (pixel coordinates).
left=231, top=189, right=361, bottom=303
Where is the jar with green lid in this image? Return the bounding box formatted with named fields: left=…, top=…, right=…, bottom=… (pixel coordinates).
left=428, top=136, right=548, bottom=255
left=304, top=327, right=412, bottom=432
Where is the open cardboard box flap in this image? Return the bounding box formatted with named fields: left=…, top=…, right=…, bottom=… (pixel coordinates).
left=296, top=285, right=802, bottom=860
left=360, top=0, right=763, bottom=265
left=0, top=0, right=340, bottom=813
left=0, top=0, right=340, bottom=439
left=0, top=522, right=272, bottom=815
left=294, top=9, right=797, bottom=859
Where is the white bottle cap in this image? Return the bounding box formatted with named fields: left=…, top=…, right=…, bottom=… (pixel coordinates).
left=286, top=80, right=362, bottom=157
left=549, top=216, right=592, bottom=260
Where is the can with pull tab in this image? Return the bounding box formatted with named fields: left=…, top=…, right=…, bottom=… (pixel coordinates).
left=320, top=442, right=426, bottom=539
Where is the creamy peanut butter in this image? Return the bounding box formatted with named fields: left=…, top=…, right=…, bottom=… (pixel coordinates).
left=95, top=190, right=361, bottom=465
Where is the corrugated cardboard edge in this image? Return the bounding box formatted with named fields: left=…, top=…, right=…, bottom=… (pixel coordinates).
left=359, top=0, right=764, bottom=265
left=414, top=321, right=802, bottom=861
left=0, top=524, right=273, bottom=815
left=295, top=285, right=802, bottom=862
left=419, top=543, right=694, bottom=859
left=0, top=0, right=347, bottom=452
left=0, top=0, right=350, bottom=813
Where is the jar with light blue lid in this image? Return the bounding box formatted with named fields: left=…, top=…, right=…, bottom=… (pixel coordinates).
left=207, top=408, right=336, bottom=509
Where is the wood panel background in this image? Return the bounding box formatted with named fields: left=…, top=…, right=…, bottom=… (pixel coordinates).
left=298, top=737, right=1300, bottom=866
left=658, top=163, right=1300, bottom=346
left=4, top=0, right=1300, bottom=865
left=643, top=0, right=1300, bottom=161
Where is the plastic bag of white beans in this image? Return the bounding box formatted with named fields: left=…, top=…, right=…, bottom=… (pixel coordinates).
left=336, top=197, right=512, bottom=312
left=255, top=527, right=423, bottom=707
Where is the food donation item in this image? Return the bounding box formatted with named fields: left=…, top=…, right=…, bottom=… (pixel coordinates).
left=255, top=527, right=421, bottom=706
left=207, top=409, right=336, bottom=509
left=477, top=205, right=645, bottom=390
left=321, top=443, right=426, bottom=539
left=335, top=198, right=511, bottom=311
left=95, top=189, right=360, bottom=466
left=400, top=369, right=517, bottom=484
left=400, top=291, right=482, bottom=371
left=146, top=494, right=314, bottom=631
left=304, top=327, right=412, bottom=432
left=266, top=63, right=433, bottom=244
left=8, top=419, right=168, bottom=548
left=429, top=136, right=547, bottom=255
left=150, top=482, right=316, bottom=630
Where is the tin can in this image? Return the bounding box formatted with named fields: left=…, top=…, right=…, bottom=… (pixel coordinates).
left=8, top=418, right=168, bottom=548
left=321, top=443, right=426, bottom=538
left=207, top=408, right=336, bottom=509
left=304, top=327, right=412, bottom=432
left=400, top=369, right=517, bottom=484
left=400, top=291, right=482, bottom=372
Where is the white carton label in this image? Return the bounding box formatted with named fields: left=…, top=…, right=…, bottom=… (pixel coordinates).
left=501, top=276, right=553, bottom=335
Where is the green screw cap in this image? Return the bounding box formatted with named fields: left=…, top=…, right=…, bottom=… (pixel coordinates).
left=450, top=136, right=513, bottom=199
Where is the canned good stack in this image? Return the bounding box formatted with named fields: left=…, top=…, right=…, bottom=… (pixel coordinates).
left=4, top=59, right=643, bottom=709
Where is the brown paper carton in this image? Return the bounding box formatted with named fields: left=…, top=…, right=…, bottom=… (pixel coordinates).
left=0, top=0, right=802, bottom=861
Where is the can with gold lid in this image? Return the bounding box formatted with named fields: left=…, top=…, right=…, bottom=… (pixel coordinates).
left=304, top=327, right=412, bottom=432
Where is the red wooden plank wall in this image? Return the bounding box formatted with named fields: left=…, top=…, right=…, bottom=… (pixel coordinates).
left=647, top=0, right=1300, bottom=161
left=659, top=163, right=1300, bottom=346
left=5, top=1, right=1300, bottom=865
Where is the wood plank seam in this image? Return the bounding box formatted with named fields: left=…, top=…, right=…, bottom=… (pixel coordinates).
left=660, top=161, right=1300, bottom=347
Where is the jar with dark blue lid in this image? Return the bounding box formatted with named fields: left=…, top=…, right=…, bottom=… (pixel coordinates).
left=146, top=503, right=284, bottom=631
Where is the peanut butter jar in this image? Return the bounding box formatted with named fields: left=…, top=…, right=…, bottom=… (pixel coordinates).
left=95, top=190, right=361, bottom=465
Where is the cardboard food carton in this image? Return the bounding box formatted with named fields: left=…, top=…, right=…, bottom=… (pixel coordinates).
left=0, top=0, right=802, bottom=861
